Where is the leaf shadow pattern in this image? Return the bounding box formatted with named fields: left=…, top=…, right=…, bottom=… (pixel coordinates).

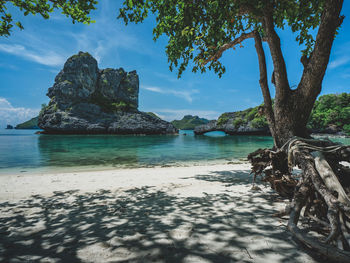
left=0, top=170, right=324, bottom=263
left=187, top=170, right=253, bottom=187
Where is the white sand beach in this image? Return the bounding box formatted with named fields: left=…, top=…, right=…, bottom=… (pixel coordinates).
left=0, top=163, right=321, bottom=263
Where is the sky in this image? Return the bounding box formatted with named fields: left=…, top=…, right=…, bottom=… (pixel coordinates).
left=0, top=1, right=349, bottom=127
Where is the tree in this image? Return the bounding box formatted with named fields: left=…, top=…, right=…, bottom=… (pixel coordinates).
left=118, top=0, right=344, bottom=147
left=118, top=1, right=350, bottom=261
left=0, top=0, right=97, bottom=37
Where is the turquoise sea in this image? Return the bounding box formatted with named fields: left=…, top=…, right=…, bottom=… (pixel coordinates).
left=0, top=129, right=349, bottom=174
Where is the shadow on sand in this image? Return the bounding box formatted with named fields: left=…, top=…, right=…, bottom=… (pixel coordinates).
left=0, top=170, right=321, bottom=263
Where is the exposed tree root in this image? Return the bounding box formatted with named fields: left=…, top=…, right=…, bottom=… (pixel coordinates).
left=248, top=137, right=350, bottom=262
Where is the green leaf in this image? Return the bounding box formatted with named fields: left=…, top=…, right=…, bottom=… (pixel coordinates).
left=15, top=21, right=24, bottom=30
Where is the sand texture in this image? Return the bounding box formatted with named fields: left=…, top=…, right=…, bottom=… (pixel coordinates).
left=0, top=164, right=321, bottom=262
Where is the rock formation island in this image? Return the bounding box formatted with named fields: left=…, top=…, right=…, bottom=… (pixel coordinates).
left=39, top=52, right=178, bottom=134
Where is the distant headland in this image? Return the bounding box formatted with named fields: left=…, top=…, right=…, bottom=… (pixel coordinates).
left=171, top=115, right=211, bottom=130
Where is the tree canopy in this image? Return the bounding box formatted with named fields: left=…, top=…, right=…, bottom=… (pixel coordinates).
left=118, top=0, right=329, bottom=77
left=0, top=0, right=97, bottom=37
left=119, top=0, right=344, bottom=149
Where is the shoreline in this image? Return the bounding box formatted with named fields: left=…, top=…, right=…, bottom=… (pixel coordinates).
left=0, top=163, right=250, bottom=201
left=0, top=158, right=248, bottom=176
left=0, top=163, right=321, bottom=262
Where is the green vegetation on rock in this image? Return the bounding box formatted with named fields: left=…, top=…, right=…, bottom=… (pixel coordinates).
left=171, top=115, right=210, bottom=130
left=89, top=91, right=136, bottom=113
left=15, top=116, right=39, bottom=129
left=308, top=93, right=350, bottom=135
left=110, top=101, right=134, bottom=112
left=39, top=103, right=48, bottom=115
left=146, top=112, right=161, bottom=120
left=251, top=117, right=268, bottom=129
left=70, top=52, right=92, bottom=59
left=344, top=124, right=350, bottom=135
left=233, top=118, right=244, bottom=129
left=215, top=93, right=350, bottom=135
left=217, top=113, right=230, bottom=126
left=217, top=105, right=267, bottom=129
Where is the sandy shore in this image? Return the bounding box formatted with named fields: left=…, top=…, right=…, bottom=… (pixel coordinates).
left=0, top=164, right=321, bottom=263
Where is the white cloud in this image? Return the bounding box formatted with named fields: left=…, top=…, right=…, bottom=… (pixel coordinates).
left=341, top=73, right=350, bottom=79
left=0, top=98, right=39, bottom=128
left=145, top=108, right=220, bottom=121
left=329, top=56, right=350, bottom=69
left=0, top=44, right=65, bottom=67
left=0, top=62, right=18, bottom=70
left=154, top=72, right=180, bottom=83
left=142, top=86, right=163, bottom=93
left=141, top=85, right=199, bottom=103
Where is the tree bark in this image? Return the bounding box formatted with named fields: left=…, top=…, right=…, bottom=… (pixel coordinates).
left=253, top=31, right=276, bottom=145
left=262, top=7, right=305, bottom=147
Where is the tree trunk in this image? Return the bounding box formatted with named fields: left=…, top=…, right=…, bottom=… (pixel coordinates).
left=260, top=0, right=344, bottom=148
left=272, top=92, right=315, bottom=147
left=249, top=1, right=348, bottom=261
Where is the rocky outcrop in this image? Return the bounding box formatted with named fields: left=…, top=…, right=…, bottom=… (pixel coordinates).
left=5, top=125, right=13, bottom=129
left=38, top=52, right=177, bottom=135
left=194, top=109, right=349, bottom=136
left=194, top=111, right=270, bottom=135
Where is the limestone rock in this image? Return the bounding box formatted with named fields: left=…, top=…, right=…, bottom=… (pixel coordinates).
left=48, top=51, right=99, bottom=106
left=38, top=52, right=177, bottom=135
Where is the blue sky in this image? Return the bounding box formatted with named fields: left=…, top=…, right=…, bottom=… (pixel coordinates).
left=0, top=1, right=349, bottom=127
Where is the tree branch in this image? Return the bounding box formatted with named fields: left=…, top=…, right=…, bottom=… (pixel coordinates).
left=263, top=10, right=290, bottom=100
left=253, top=31, right=276, bottom=140
left=203, top=31, right=255, bottom=65
left=298, top=0, right=344, bottom=100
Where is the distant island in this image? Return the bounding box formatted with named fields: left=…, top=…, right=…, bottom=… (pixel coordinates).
left=171, top=115, right=210, bottom=130
left=195, top=93, right=350, bottom=136
left=38, top=52, right=177, bottom=135
left=5, top=125, right=13, bottom=129
left=19, top=113, right=211, bottom=131
left=15, top=116, right=39, bottom=129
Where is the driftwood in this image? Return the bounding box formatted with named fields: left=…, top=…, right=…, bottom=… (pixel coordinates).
left=248, top=137, right=350, bottom=262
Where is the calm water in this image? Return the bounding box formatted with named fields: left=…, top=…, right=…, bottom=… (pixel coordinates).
left=0, top=129, right=349, bottom=174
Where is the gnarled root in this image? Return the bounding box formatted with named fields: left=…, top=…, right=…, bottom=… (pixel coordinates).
left=249, top=137, right=350, bottom=262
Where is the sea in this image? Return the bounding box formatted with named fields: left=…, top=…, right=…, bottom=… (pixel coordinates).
left=0, top=129, right=349, bottom=175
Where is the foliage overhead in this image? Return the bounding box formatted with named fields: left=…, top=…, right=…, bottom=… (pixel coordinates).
left=119, top=0, right=326, bottom=77
left=0, top=0, right=97, bottom=36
